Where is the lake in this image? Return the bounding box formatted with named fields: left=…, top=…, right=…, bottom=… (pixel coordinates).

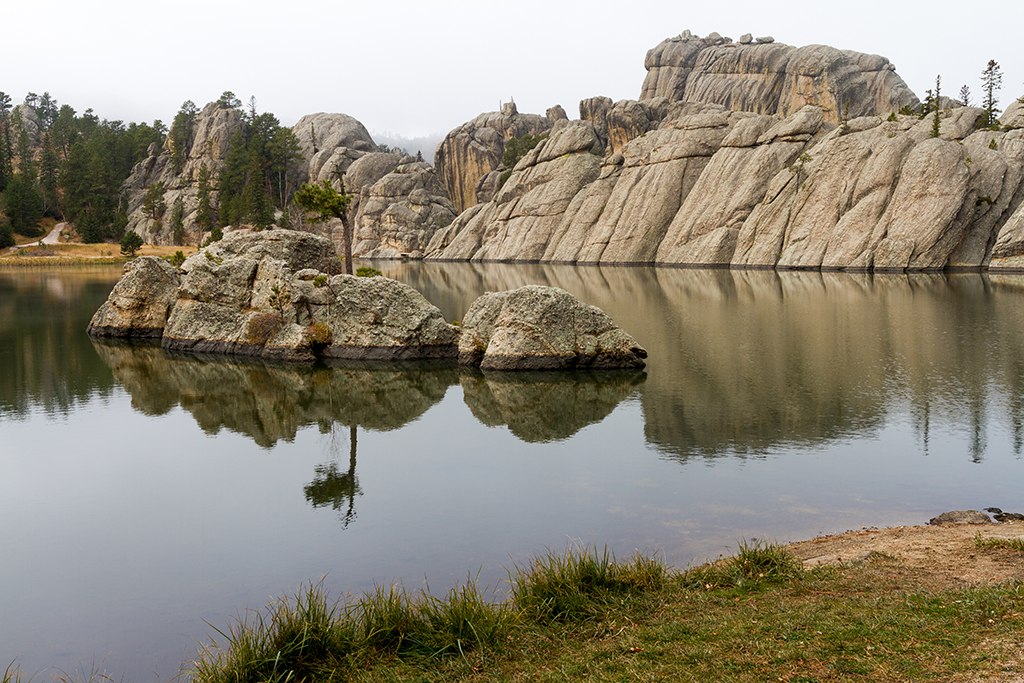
left=3, top=262, right=1023, bottom=680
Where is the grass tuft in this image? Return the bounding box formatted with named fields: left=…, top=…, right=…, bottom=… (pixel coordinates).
left=974, top=534, right=1024, bottom=552
left=357, top=583, right=424, bottom=653
left=681, top=538, right=801, bottom=590
left=416, top=578, right=516, bottom=656
left=190, top=581, right=354, bottom=683
left=509, top=545, right=667, bottom=623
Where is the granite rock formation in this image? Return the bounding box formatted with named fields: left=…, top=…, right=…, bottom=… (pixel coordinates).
left=87, top=257, right=181, bottom=337
left=640, top=32, right=919, bottom=124
left=457, top=285, right=647, bottom=370
left=433, top=102, right=554, bottom=214
left=427, top=97, right=1024, bottom=271
left=88, top=230, right=461, bottom=362
left=350, top=156, right=458, bottom=259
left=121, top=101, right=245, bottom=245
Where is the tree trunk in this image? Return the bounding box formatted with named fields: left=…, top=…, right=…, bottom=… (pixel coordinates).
left=341, top=211, right=354, bottom=275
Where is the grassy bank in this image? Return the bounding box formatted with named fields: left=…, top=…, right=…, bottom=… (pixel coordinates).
left=173, top=542, right=1023, bottom=682
left=2, top=541, right=1021, bottom=682
left=0, top=243, right=197, bottom=267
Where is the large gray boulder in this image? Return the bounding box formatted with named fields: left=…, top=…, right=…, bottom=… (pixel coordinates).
left=87, top=256, right=181, bottom=338
left=292, top=112, right=378, bottom=183
left=457, top=285, right=647, bottom=370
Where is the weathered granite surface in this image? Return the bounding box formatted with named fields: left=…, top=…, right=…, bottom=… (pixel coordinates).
left=427, top=98, right=1024, bottom=272
left=87, top=230, right=460, bottom=362
left=433, top=102, right=553, bottom=214
left=87, top=256, right=180, bottom=337
left=640, top=32, right=919, bottom=124
left=457, top=285, right=647, bottom=370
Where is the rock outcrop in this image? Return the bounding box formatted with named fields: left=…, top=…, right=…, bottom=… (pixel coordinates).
left=351, top=156, right=458, bottom=259
left=87, top=257, right=181, bottom=337
left=457, top=285, right=647, bottom=370
left=121, top=101, right=246, bottom=245
left=292, top=112, right=378, bottom=183
left=434, top=102, right=554, bottom=214
left=427, top=97, right=1024, bottom=272
left=89, top=230, right=461, bottom=362
left=640, top=32, right=919, bottom=124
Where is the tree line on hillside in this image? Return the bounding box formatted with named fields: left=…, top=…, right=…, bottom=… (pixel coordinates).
left=0, top=90, right=303, bottom=249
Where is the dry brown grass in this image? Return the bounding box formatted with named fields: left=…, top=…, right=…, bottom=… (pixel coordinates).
left=0, top=241, right=197, bottom=266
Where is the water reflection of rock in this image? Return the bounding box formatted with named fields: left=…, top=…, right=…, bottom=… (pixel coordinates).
left=377, top=262, right=1024, bottom=462
left=91, top=342, right=458, bottom=447
left=461, top=369, right=645, bottom=443
left=0, top=268, right=122, bottom=417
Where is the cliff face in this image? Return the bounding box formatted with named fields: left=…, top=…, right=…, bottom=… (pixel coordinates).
left=119, top=106, right=454, bottom=257
left=433, top=102, right=555, bottom=214
left=122, top=102, right=245, bottom=245
left=640, top=32, right=919, bottom=125
left=426, top=99, right=1024, bottom=271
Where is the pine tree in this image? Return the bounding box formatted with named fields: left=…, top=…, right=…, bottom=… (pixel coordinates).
left=981, top=60, right=1003, bottom=127
left=196, top=163, right=215, bottom=242
left=241, top=150, right=274, bottom=229
left=3, top=174, right=44, bottom=237
left=170, top=196, right=185, bottom=245
left=39, top=131, right=60, bottom=214
left=170, top=101, right=198, bottom=174
left=959, top=84, right=972, bottom=107
left=931, top=75, right=942, bottom=138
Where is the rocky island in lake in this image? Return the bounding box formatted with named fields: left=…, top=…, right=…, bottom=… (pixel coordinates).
left=87, top=230, right=647, bottom=369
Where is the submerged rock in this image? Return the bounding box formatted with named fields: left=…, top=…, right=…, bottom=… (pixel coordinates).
left=458, top=285, right=647, bottom=370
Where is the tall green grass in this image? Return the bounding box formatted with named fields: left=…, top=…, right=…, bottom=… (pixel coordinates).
left=509, top=545, right=665, bottom=623
left=190, top=547, right=668, bottom=682
left=680, top=538, right=801, bottom=590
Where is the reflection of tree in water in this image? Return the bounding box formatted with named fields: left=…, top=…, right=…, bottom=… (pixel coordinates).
left=305, top=424, right=362, bottom=528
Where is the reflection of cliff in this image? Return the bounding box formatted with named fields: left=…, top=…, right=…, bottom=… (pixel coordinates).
left=380, top=262, right=1024, bottom=461
left=0, top=268, right=121, bottom=417
left=461, top=370, right=645, bottom=443
left=91, top=344, right=458, bottom=447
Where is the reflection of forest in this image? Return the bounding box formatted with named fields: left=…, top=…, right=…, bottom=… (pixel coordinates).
left=379, top=262, right=1024, bottom=461
left=0, top=267, right=122, bottom=417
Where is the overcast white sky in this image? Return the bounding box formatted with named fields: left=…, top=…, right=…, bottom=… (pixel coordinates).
left=5, top=1, right=1022, bottom=139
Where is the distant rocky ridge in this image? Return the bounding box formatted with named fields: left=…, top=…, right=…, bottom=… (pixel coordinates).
left=119, top=108, right=455, bottom=257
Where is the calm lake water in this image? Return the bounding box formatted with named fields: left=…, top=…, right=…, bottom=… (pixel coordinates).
left=3, top=262, right=1024, bottom=680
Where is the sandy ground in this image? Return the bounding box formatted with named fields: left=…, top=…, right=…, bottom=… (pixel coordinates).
left=788, top=519, right=1024, bottom=588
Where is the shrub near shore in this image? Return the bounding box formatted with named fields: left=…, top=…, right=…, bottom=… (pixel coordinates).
left=183, top=541, right=1024, bottom=683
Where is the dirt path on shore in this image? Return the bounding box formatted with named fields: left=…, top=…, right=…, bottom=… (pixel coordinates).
left=788, top=521, right=1024, bottom=588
